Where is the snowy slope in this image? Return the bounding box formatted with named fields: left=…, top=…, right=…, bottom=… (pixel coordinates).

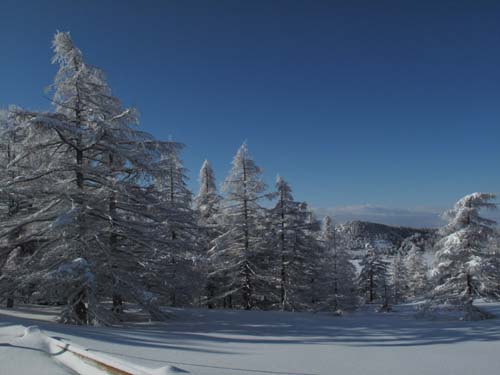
left=1, top=304, right=500, bottom=375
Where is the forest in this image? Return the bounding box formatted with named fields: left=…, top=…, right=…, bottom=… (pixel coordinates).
left=0, top=32, right=499, bottom=325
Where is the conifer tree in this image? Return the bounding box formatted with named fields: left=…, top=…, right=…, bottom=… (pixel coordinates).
left=195, top=160, right=221, bottom=227
left=267, top=176, right=320, bottom=310
left=320, top=216, right=357, bottom=311
left=391, top=252, right=409, bottom=303
left=406, top=245, right=428, bottom=299
left=0, top=32, right=174, bottom=324
left=194, top=160, right=222, bottom=308
left=482, top=249, right=500, bottom=299
left=358, top=245, right=390, bottom=304
left=209, top=143, right=270, bottom=309
left=155, top=142, right=200, bottom=307
left=431, top=192, right=497, bottom=316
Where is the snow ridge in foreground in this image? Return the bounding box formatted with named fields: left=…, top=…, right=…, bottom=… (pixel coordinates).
left=12, top=325, right=188, bottom=375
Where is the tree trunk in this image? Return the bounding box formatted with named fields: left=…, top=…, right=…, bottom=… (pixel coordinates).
left=109, top=154, right=123, bottom=315
left=242, top=158, right=252, bottom=310
left=280, top=192, right=287, bottom=311
left=74, top=290, right=88, bottom=324
left=112, top=294, right=123, bottom=314
left=369, top=272, right=374, bottom=302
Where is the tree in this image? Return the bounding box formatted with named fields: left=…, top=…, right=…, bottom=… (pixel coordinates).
left=155, top=142, right=201, bottom=307
left=209, top=143, right=270, bottom=310
left=405, top=245, right=428, bottom=299
left=391, top=252, right=409, bottom=303
left=431, top=192, right=497, bottom=316
left=195, top=160, right=221, bottom=227
left=482, top=249, right=500, bottom=299
left=194, top=160, right=222, bottom=308
left=267, top=176, right=320, bottom=311
left=0, top=32, right=173, bottom=324
left=320, top=216, right=357, bottom=311
left=0, top=108, right=26, bottom=308
left=358, top=244, right=390, bottom=305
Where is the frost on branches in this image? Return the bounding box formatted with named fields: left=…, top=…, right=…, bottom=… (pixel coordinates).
left=320, top=216, right=357, bottom=312
left=358, top=244, right=390, bottom=308
left=0, top=32, right=183, bottom=324
left=194, top=160, right=222, bottom=308
left=208, top=143, right=272, bottom=310
left=431, top=192, right=497, bottom=319
left=267, top=176, right=321, bottom=311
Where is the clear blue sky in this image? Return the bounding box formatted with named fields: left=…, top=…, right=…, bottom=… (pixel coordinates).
left=1, top=1, right=499, bottom=226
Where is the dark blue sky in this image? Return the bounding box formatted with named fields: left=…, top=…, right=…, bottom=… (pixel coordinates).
left=1, top=1, right=499, bottom=226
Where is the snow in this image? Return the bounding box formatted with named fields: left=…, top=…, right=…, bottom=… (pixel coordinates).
left=2, top=303, right=500, bottom=375
left=0, top=324, right=70, bottom=375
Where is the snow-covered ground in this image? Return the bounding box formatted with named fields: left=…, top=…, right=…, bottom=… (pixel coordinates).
left=1, top=303, right=500, bottom=375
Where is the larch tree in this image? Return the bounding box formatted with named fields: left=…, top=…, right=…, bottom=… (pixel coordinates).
left=482, top=249, right=500, bottom=299
left=431, top=192, right=497, bottom=318
left=209, top=143, right=270, bottom=310
left=194, top=160, right=222, bottom=308
left=267, top=176, right=320, bottom=311
left=195, top=160, right=221, bottom=227
left=358, top=244, right=390, bottom=305
left=0, top=108, right=24, bottom=308
left=320, top=216, right=357, bottom=311
left=0, top=32, right=174, bottom=324
left=405, top=245, right=428, bottom=299
left=391, top=252, right=409, bottom=303
left=155, top=141, right=201, bottom=307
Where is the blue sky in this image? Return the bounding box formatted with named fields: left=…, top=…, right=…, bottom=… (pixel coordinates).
left=1, top=1, right=499, bottom=227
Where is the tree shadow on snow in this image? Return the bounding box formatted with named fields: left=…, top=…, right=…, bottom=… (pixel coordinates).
left=2, top=306, right=500, bottom=374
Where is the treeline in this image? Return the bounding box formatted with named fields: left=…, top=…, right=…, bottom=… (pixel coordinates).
left=0, top=32, right=499, bottom=324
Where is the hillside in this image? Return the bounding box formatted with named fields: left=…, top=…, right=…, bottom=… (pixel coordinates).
left=336, top=220, right=438, bottom=253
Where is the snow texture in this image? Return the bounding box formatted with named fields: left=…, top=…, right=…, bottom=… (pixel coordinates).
left=2, top=303, right=500, bottom=375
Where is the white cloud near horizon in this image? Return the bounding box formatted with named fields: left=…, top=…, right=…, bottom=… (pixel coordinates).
left=313, top=205, right=447, bottom=228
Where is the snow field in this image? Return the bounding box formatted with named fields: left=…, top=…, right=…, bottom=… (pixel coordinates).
left=2, top=303, right=500, bottom=375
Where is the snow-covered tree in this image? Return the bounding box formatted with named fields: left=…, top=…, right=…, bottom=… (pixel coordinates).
left=266, top=176, right=320, bottom=311
left=0, top=108, right=22, bottom=308
left=405, top=245, right=428, bottom=299
left=482, top=249, right=500, bottom=299
left=320, top=216, right=357, bottom=311
left=194, top=160, right=222, bottom=308
left=195, top=160, right=221, bottom=226
left=431, top=193, right=497, bottom=314
left=358, top=245, right=390, bottom=305
left=209, top=143, right=270, bottom=310
left=155, top=142, right=201, bottom=307
left=0, top=108, right=60, bottom=309
left=0, top=32, right=175, bottom=324
left=391, top=252, right=409, bottom=303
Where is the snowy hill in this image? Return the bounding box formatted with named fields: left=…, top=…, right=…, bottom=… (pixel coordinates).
left=337, top=220, right=437, bottom=253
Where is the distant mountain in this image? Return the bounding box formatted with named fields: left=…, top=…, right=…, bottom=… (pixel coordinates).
left=336, top=220, right=437, bottom=253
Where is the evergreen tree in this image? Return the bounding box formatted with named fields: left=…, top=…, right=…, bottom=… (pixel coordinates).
left=405, top=245, right=428, bottom=299
left=194, top=160, right=222, bottom=308
left=0, top=32, right=173, bottom=324
left=195, top=160, right=221, bottom=227
left=267, top=176, right=319, bottom=311
left=155, top=141, right=200, bottom=307
left=482, top=249, right=500, bottom=299
left=431, top=192, right=497, bottom=314
left=320, top=216, right=357, bottom=311
left=358, top=245, right=390, bottom=305
left=391, top=252, right=409, bottom=303
left=209, top=143, right=270, bottom=309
